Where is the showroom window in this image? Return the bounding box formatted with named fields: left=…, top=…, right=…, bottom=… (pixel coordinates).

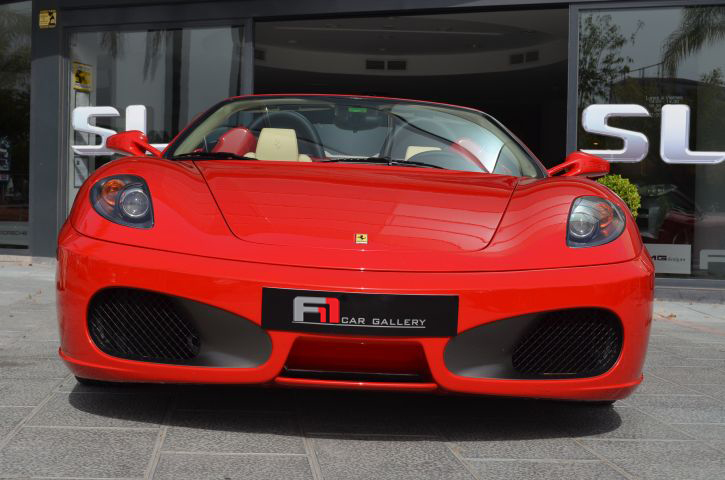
left=0, top=1, right=31, bottom=248
left=255, top=10, right=569, bottom=168
left=577, top=4, right=725, bottom=279
left=68, top=25, right=244, bottom=209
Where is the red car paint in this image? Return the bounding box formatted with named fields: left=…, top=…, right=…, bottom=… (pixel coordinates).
left=57, top=95, right=654, bottom=401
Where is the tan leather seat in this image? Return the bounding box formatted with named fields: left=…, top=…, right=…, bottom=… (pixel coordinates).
left=245, top=128, right=311, bottom=162
left=405, top=146, right=441, bottom=160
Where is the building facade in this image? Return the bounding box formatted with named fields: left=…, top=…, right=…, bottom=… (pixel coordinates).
left=1, top=0, right=724, bottom=288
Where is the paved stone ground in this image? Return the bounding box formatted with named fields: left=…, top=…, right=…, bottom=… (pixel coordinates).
left=1, top=263, right=724, bottom=480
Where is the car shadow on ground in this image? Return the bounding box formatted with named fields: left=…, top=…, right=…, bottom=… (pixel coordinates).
left=67, top=382, right=622, bottom=440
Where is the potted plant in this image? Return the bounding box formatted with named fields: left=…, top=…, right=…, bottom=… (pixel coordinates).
left=598, top=174, right=641, bottom=218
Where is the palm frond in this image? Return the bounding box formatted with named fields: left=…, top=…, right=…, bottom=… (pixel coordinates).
left=662, top=6, right=725, bottom=76
left=143, top=31, right=166, bottom=80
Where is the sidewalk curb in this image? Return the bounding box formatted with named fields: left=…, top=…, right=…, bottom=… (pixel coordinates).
left=655, top=286, right=725, bottom=304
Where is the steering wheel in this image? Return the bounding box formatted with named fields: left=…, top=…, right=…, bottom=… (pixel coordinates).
left=248, top=111, right=326, bottom=159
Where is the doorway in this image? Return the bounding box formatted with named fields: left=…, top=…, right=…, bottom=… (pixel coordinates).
left=254, top=8, right=569, bottom=167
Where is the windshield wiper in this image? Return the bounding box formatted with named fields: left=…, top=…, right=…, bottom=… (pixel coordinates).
left=170, top=151, right=257, bottom=161
left=321, top=157, right=444, bottom=169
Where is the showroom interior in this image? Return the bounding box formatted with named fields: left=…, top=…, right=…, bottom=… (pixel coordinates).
left=1, top=0, right=724, bottom=288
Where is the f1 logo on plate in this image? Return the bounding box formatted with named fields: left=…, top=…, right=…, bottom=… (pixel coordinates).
left=293, top=296, right=340, bottom=324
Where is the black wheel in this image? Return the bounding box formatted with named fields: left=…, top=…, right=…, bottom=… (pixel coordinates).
left=74, top=375, right=114, bottom=387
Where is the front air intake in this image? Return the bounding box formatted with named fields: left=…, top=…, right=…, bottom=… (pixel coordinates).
left=88, top=288, right=201, bottom=363
left=511, top=309, right=622, bottom=377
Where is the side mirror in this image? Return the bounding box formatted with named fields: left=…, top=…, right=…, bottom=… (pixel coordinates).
left=106, top=130, right=162, bottom=158
left=547, top=151, right=610, bottom=178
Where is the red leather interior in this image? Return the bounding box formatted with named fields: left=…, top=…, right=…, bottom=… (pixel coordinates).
left=212, top=127, right=257, bottom=156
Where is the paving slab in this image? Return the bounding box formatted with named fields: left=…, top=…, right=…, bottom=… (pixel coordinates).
left=466, top=459, right=626, bottom=480
left=153, top=452, right=313, bottom=480
left=578, top=439, right=725, bottom=480
left=684, top=383, right=725, bottom=402
left=301, top=409, right=436, bottom=436
left=0, top=407, right=32, bottom=440
left=627, top=394, right=725, bottom=424
left=635, top=373, right=699, bottom=395
left=0, top=427, right=158, bottom=478
left=312, top=436, right=472, bottom=480
left=0, top=356, right=68, bottom=379
left=27, top=392, right=169, bottom=428
left=163, top=410, right=305, bottom=454
left=0, top=378, right=64, bottom=406
left=646, top=365, right=725, bottom=385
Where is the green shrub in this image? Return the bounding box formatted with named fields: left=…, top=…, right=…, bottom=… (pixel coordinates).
left=597, top=174, right=640, bottom=218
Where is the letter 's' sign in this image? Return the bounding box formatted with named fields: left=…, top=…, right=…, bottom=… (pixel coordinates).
left=581, top=104, right=725, bottom=164
left=71, top=105, right=167, bottom=156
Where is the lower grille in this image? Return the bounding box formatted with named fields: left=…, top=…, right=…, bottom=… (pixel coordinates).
left=282, top=368, right=428, bottom=383
left=88, top=288, right=201, bottom=363
left=511, top=309, right=622, bottom=377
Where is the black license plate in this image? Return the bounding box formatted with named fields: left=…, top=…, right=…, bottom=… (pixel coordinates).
left=262, top=288, right=458, bottom=337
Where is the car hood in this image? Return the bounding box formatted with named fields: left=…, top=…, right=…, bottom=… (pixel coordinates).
left=195, top=161, right=518, bottom=253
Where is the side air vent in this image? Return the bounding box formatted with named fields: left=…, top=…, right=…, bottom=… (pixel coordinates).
left=511, top=309, right=623, bottom=377
left=366, top=59, right=385, bottom=70
left=510, top=50, right=540, bottom=65
left=88, top=288, right=201, bottom=363
left=365, top=59, right=407, bottom=70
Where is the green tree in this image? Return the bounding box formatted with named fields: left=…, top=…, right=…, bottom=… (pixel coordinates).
left=578, top=14, right=642, bottom=109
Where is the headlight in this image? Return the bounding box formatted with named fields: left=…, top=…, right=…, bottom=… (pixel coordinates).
left=90, top=175, right=154, bottom=228
left=567, top=196, right=624, bottom=247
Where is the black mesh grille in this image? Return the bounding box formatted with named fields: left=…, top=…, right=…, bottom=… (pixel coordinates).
left=88, top=288, right=201, bottom=363
left=511, top=309, right=622, bottom=377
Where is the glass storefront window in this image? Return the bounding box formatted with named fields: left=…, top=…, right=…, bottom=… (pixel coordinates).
left=255, top=10, right=569, bottom=168
left=577, top=5, right=725, bottom=279
left=0, top=1, right=31, bottom=248
left=68, top=26, right=244, bottom=209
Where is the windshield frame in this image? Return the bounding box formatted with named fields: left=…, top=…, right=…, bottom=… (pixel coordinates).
left=163, top=94, right=548, bottom=178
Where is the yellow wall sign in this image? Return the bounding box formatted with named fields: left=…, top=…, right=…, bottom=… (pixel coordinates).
left=39, top=10, right=57, bottom=29
left=72, top=62, right=92, bottom=92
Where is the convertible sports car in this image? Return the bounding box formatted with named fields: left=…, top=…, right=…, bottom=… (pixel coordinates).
left=57, top=94, right=654, bottom=402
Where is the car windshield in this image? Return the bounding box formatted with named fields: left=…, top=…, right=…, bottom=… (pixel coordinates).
left=166, top=96, right=545, bottom=177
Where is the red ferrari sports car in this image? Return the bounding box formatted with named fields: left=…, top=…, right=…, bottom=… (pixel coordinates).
left=57, top=95, right=654, bottom=402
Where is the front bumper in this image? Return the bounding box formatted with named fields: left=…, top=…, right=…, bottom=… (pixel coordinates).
left=57, top=226, right=654, bottom=401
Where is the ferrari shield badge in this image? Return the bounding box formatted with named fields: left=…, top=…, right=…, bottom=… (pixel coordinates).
left=355, top=233, right=368, bottom=244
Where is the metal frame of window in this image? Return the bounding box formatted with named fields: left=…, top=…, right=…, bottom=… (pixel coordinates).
left=0, top=0, right=32, bottom=254
left=568, top=0, right=725, bottom=289
left=57, top=17, right=252, bottom=221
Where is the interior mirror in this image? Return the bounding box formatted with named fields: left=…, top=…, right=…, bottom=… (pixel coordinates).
left=106, top=130, right=162, bottom=158
left=547, top=151, right=610, bottom=178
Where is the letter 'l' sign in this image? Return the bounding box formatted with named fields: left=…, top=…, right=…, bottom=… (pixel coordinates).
left=660, top=105, right=725, bottom=164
